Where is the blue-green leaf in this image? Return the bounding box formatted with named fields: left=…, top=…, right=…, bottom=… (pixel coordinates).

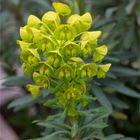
left=36, top=121, right=71, bottom=130
left=91, top=84, right=112, bottom=113
left=100, top=80, right=140, bottom=98
left=103, top=134, right=124, bottom=140
left=8, top=91, right=49, bottom=111
left=43, top=131, right=70, bottom=139
left=107, top=95, right=128, bottom=109
left=111, top=67, right=140, bottom=77
left=2, top=76, right=33, bottom=86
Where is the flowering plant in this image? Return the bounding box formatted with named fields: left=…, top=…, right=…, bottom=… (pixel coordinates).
left=18, top=2, right=112, bottom=140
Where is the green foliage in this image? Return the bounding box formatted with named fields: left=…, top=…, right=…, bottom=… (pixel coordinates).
left=30, top=107, right=110, bottom=140
left=92, top=84, right=112, bottom=113
left=1, top=0, right=139, bottom=139
left=14, top=1, right=114, bottom=139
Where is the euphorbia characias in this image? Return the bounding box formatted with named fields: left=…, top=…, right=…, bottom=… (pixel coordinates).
left=18, top=2, right=111, bottom=138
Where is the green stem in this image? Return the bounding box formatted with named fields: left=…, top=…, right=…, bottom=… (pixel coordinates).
left=69, top=117, right=80, bottom=140
left=42, top=22, right=59, bottom=44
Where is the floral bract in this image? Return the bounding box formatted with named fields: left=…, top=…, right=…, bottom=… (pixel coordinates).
left=18, top=2, right=111, bottom=117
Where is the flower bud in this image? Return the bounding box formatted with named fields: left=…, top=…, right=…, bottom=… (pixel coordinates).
left=21, top=48, right=40, bottom=67
left=67, top=12, right=92, bottom=33
left=26, top=84, right=40, bottom=98
left=67, top=14, right=80, bottom=33
left=93, top=45, right=108, bottom=62
left=47, top=52, right=62, bottom=68
left=62, top=42, right=81, bottom=57
left=53, top=57, right=61, bottom=68
left=38, top=63, right=53, bottom=77
left=66, top=87, right=76, bottom=100
left=53, top=2, right=71, bottom=16
left=20, top=26, right=33, bottom=42
left=81, top=31, right=101, bottom=41
left=42, top=11, right=60, bottom=31
left=47, top=55, right=54, bottom=64
left=27, top=15, right=41, bottom=29
left=81, top=41, right=93, bottom=58
left=33, top=72, right=49, bottom=89
left=65, top=82, right=86, bottom=102
left=97, top=63, right=111, bottom=78
left=54, top=24, right=76, bottom=40
left=57, top=64, right=73, bottom=80
left=27, top=55, right=38, bottom=66
left=81, top=31, right=101, bottom=48
left=79, top=63, right=97, bottom=78
left=22, top=63, right=32, bottom=76
left=80, top=13, right=92, bottom=31
left=42, top=41, right=54, bottom=52
left=41, top=40, right=55, bottom=57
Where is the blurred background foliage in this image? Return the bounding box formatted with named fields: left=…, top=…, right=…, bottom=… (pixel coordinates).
left=0, top=0, right=140, bottom=139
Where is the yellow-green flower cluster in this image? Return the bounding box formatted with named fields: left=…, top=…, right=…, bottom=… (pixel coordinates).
left=18, top=2, right=111, bottom=116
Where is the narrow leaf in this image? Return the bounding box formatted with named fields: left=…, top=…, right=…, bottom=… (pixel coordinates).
left=111, top=67, right=140, bottom=77
left=44, top=131, right=70, bottom=139
left=37, top=121, right=71, bottom=130
left=107, top=95, right=128, bottom=109
left=100, top=80, right=140, bottom=98
left=91, top=84, right=112, bottom=113
left=103, top=134, right=124, bottom=140
left=2, top=76, right=33, bottom=86
left=8, top=95, right=33, bottom=109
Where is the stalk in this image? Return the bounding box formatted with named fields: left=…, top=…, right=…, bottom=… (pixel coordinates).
left=69, top=117, right=80, bottom=140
